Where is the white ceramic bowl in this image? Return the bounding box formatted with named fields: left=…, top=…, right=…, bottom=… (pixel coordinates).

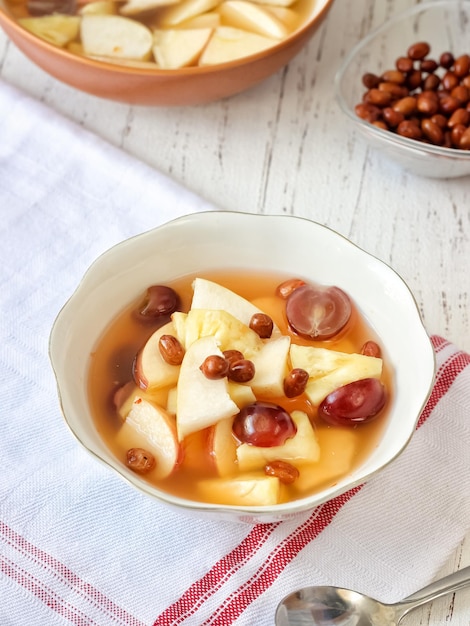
left=335, top=1, right=470, bottom=179
left=49, top=212, right=435, bottom=523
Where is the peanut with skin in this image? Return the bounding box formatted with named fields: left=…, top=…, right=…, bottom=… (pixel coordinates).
left=355, top=42, right=470, bottom=150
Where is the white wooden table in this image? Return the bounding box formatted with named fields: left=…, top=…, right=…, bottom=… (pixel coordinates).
left=1, top=0, right=469, bottom=623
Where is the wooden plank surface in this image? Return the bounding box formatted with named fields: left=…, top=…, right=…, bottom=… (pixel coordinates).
left=1, top=0, right=469, bottom=622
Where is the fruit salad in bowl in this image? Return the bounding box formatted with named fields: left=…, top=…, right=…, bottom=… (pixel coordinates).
left=50, top=212, right=435, bottom=523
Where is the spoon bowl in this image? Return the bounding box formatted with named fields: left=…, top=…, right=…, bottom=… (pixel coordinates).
left=275, top=565, right=470, bottom=625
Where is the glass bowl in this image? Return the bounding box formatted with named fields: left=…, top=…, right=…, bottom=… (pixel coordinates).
left=334, top=0, right=470, bottom=179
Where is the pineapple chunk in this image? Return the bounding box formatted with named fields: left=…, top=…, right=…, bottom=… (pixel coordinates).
left=197, top=473, right=280, bottom=505
left=190, top=277, right=281, bottom=334
left=236, top=410, right=320, bottom=472
left=294, top=428, right=358, bottom=493
left=172, top=308, right=262, bottom=357
left=290, top=345, right=383, bottom=406
left=227, top=381, right=256, bottom=408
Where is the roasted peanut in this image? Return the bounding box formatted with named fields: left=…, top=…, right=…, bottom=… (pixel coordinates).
left=264, top=460, right=299, bottom=485
left=408, top=41, right=430, bottom=60
left=249, top=313, right=274, bottom=339
left=222, top=349, right=244, bottom=366
left=276, top=278, right=306, bottom=299
left=200, top=355, right=229, bottom=379
left=459, top=127, right=470, bottom=149
left=159, top=334, right=184, bottom=365
left=355, top=42, right=470, bottom=150
left=284, top=368, right=309, bottom=398
left=454, top=54, right=470, bottom=78
left=228, top=359, right=255, bottom=383
left=397, top=120, right=423, bottom=140
left=421, top=118, right=444, bottom=144
left=126, top=448, right=156, bottom=473
left=360, top=340, right=381, bottom=358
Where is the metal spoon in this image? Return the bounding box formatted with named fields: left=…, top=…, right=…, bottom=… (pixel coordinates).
left=275, top=565, right=470, bottom=626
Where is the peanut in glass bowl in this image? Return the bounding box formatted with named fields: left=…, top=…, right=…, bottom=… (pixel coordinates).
left=334, top=0, right=470, bottom=179
left=0, top=0, right=334, bottom=105
left=49, top=212, right=435, bottom=524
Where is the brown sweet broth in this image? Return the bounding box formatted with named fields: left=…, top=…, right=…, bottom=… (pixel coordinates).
left=88, top=270, right=393, bottom=505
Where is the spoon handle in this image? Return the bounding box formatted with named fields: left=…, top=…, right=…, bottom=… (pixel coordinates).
left=396, top=565, right=470, bottom=620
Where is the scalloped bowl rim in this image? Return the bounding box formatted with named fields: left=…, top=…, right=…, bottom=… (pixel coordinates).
left=49, top=211, right=435, bottom=522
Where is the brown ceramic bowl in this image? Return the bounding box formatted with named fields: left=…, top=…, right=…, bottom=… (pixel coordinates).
left=0, top=0, right=334, bottom=105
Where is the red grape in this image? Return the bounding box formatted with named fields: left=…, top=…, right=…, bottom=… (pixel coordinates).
left=232, top=402, right=297, bottom=447
left=318, top=378, right=386, bottom=426
left=286, top=284, right=352, bottom=339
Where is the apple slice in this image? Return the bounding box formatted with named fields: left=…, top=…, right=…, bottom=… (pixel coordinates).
left=199, top=26, right=278, bottom=64
left=190, top=278, right=280, bottom=335
left=176, top=335, right=239, bottom=440
left=250, top=0, right=297, bottom=7
left=134, top=321, right=181, bottom=390
left=207, top=416, right=238, bottom=476
left=236, top=410, right=319, bottom=472
left=227, top=381, right=256, bottom=408
left=175, top=11, right=221, bottom=29
left=197, top=473, right=280, bottom=505
left=114, top=381, right=168, bottom=419
left=264, top=5, right=299, bottom=31
left=19, top=15, right=80, bottom=46
left=172, top=308, right=263, bottom=357
left=81, top=14, right=153, bottom=60
left=166, top=386, right=177, bottom=414
left=290, top=345, right=383, bottom=406
left=79, top=1, right=117, bottom=15
left=153, top=28, right=212, bottom=69
left=249, top=335, right=290, bottom=396
left=116, top=396, right=181, bottom=479
left=158, top=0, right=221, bottom=26
left=294, top=427, right=358, bottom=493
left=218, top=0, right=288, bottom=39
left=120, top=0, right=178, bottom=17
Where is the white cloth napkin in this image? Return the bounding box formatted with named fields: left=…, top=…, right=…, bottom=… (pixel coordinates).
left=1, top=79, right=469, bottom=626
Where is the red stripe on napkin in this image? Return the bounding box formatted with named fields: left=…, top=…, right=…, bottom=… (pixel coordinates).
left=1, top=521, right=145, bottom=626
left=1, top=555, right=102, bottom=626
left=153, top=523, right=280, bottom=625
left=199, top=488, right=362, bottom=626
left=154, top=335, right=469, bottom=625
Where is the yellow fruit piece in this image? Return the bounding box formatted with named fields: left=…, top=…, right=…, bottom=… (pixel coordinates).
left=237, top=410, right=320, bottom=472
left=197, top=473, right=280, bottom=505
left=290, top=344, right=383, bottom=406
left=218, top=0, right=288, bottom=39
left=153, top=28, right=212, bottom=69
left=172, top=308, right=262, bottom=357
left=19, top=15, right=80, bottom=47
left=294, top=427, right=358, bottom=493
left=80, top=1, right=117, bottom=16
left=199, top=26, right=277, bottom=65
